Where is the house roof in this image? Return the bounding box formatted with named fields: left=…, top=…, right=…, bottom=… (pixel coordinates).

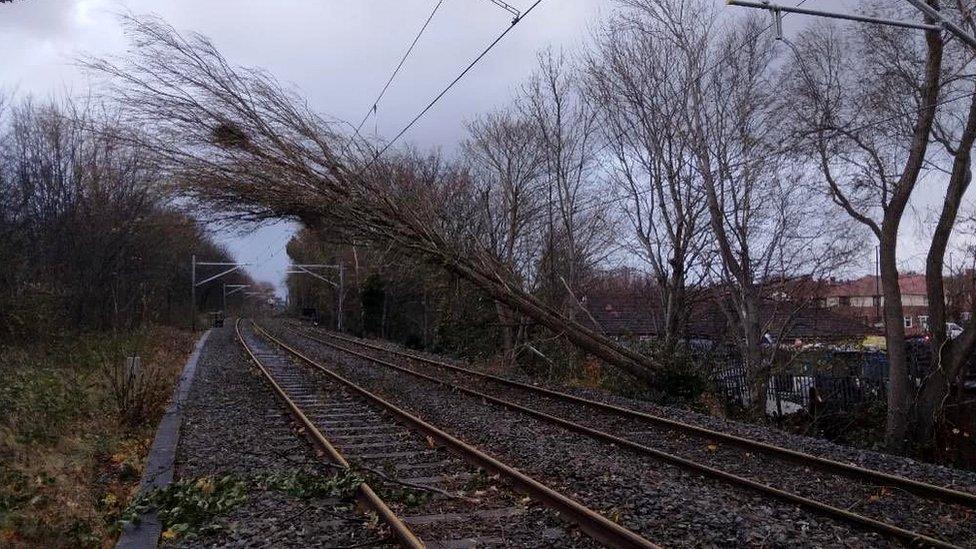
left=583, top=289, right=880, bottom=342
left=823, top=274, right=926, bottom=298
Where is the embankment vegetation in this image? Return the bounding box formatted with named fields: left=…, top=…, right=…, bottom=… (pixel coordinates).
left=0, top=96, right=250, bottom=547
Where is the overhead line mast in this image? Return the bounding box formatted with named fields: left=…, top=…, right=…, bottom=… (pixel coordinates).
left=488, top=0, right=521, bottom=22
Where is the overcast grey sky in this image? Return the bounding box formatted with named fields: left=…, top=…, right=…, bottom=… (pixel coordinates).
left=1, top=0, right=619, bottom=295
left=6, top=0, right=955, bottom=296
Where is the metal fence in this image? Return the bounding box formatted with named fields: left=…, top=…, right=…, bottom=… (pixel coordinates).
left=713, top=365, right=888, bottom=416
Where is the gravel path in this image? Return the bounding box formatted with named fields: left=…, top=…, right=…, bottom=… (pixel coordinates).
left=267, top=320, right=899, bottom=548
left=166, top=322, right=392, bottom=548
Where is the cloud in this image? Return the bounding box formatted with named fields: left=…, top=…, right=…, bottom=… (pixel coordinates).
left=0, top=0, right=610, bottom=295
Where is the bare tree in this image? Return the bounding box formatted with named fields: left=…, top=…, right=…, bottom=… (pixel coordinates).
left=518, top=50, right=614, bottom=319
left=463, top=110, right=545, bottom=363
left=0, top=94, right=242, bottom=338
left=617, top=1, right=855, bottom=411
left=584, top=8, right=710, bottom=351
left=783, top=2, right=976, bottom=451
left=85, top=16, right=663, bottom=381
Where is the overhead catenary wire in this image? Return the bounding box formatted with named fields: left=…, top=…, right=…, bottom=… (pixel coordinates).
left=315, top=0, right=955, bottom=258
left=366, top=0, right=545, bottom=166
left=354, top=0, right=447, bottom=136
left=440, top=1, right=969, bottom=247
left=524, top=0, right=807, bottom=218
left=360, top=0, right=782, bottom=172
left=570, top=0, right=974, bottom=218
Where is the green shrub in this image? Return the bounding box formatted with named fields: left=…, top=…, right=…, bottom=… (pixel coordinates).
left=119, top=470, right=367, bottom=540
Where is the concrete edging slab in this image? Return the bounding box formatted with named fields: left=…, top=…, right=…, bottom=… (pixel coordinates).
left=115, top=329, right=212, bottom=549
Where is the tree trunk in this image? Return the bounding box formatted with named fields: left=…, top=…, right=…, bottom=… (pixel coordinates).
left=879, top=15, right=944, bottom=453
left=881, top=232, right=912, bottom=452
left=739, top=290, right=767, bottom=415
left=495, top=301, right=517, bottom=365
left=661, top=258, right=687, bottom=353
left=443, top=257, right=660, bottom=382
left=914, top=96, right=976, bottom=450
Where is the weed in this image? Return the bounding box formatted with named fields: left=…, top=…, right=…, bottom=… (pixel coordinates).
left=0, top=326, right=195, bottom=547
left=462, top=469, right=493, bottom=492
left=118, top=469, right=368, bottom=541
left=102, top=354, right=172, bottom=429
left=0, top=365, right=90, bottom=445
left=0, top=465, right=29, bottom=514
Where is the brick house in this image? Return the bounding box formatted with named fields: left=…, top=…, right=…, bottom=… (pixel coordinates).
left=583, top=288, right=879, bottom=345
left=816, top=274, right=975, bottom=337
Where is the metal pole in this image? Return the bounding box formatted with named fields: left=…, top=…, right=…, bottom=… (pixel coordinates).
left=338, top=263, right=344, bottom=331
left=728, top=0, right=976, bottom=50
left=875, top=245, right=881, bottom=324
left=191, top=254, right=196, bottom=331
left=222, top=282, right=227, bottom=312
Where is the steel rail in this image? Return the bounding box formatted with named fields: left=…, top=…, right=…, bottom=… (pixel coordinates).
left=280, top=324, right=965, bottom=549
left=305, top=323, right=976, bottom=509
left=251, top=321, right=661, bottom=549
left=234, top=319, right=425, bottom=549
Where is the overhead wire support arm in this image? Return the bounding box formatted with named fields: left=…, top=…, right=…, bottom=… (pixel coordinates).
left=194, top=261, right=248, bottom=267
left=727, top=0, right=976, bottom=49
left=286, top=265, right=339, bottom=288
left=292, top=263, right=341, bottom=269
left=224, top=284, right=251, bottom=297
left=287, top=263, right=345, bottom=330
left=223, top=283, right=251, bottom=310
left=901, top=0, right=976, bottom=50
left=726, top=0, right=940, bottom=33
left=190, top=254, right=252, bottom=330
left=486, top=0, right=521, bottom=22
left=195, top=265, right=248, bottom=287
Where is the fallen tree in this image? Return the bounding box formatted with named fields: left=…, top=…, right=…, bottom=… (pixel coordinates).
left=86, top=16, right=662, bottom=381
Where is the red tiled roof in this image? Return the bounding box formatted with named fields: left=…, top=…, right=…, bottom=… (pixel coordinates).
left=822, top=274, right=926, bottom=297
left=583, top=289, right=880, bottom=342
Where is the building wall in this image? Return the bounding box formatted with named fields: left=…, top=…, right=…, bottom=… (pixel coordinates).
left=825, top=302, right=931, bottom=337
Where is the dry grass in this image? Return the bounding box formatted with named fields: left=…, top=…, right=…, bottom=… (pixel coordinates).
left=0, top=326, right=197, bottom=548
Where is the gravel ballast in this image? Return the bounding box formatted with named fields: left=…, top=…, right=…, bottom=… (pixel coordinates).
left=238, top=321, right=600, bottom=549
left=165, top=322, right=392, bottom=548
left=292, top=326, right=976, bottom=546
left=304, top=322, right=976, bottom=491
left=268, top=321, right=915, bottom=548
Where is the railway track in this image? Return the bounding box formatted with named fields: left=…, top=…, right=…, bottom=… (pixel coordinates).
left=277, top=320, right=976, bottom=549
left=236, top=319, right=659, bottom=548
